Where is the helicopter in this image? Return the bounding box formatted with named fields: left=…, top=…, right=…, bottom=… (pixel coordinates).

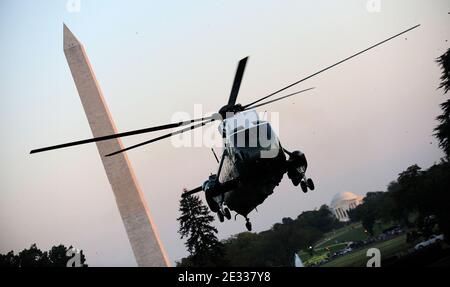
left=30, top=24, right=420, bottom=231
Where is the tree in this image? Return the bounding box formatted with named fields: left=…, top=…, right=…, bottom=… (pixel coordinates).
left=361, top=211, right=376, bottom=236
left=384, top=162, right=450, bottom=242
left=434, top=48, right=450, bottom=160
left=48, top=244, right=87, bottom=267
left=418, top=162, right=450, bottom=241
left=48, top=245, right=71, bottom=267
left=349, top=192, right=384, bottom=235
left=0, top=251, right=20, bottom=267
left=393, top=165, right=424, bottom=213
left=222, top=232, right=264, bottom=266
left=17, top=244, right=50, bottom=267
left=177, top=193, right=226, bottom=266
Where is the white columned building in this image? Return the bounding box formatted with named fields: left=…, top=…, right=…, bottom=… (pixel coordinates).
left=330, top=192, right=364, bottom=222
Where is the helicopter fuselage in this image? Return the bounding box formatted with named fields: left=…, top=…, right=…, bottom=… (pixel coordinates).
left=218, top=143, right=286, bottom=217
left=215, top=110, right=287, bottom=217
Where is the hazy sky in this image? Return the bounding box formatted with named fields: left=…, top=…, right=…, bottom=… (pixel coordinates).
left=0, top=0, right=449, bottom=266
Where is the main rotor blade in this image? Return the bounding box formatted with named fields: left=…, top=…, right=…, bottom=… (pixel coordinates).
left=244, top=24, right=420, bottom=108
left=244, top=87, right=315, bottom=110
left=181, top=186, right=203, bottom=198
left=105, top=118, right=216, bottom=157
left=29, top=116, right=214, bottom=154
left=228, top=57, right=248, bottom=105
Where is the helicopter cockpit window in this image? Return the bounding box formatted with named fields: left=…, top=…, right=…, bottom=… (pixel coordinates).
left=219, top=110, right=259, bottom=138
left=229, top=122, right=279, bottom=150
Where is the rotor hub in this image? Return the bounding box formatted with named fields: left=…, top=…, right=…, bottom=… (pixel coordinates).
left=218, top=104, right=245, bottom=120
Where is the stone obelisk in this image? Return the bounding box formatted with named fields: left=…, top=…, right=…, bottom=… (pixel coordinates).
left=63, top=24, right=170, bottom=267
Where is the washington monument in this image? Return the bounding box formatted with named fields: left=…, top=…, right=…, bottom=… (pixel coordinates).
left=63, top=24, right=170, bottom=267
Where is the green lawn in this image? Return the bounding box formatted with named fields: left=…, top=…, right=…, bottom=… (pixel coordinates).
left=315, top=222, right=394, bottom=249
left=299, top=222, right=399, bottom=266
left=300, top=242, right=349, bottom=266
left=303, top=252, right=329, bottom=266
left=322, top=234, right=411, bottom=267
left=315, top=223, right=367, bottom=248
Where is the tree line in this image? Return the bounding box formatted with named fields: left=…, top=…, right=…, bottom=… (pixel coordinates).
left=0, top=244, right=87, bottom=267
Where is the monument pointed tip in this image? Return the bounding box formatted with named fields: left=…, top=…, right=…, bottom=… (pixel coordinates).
left=63, top=24, right=81, bottom=50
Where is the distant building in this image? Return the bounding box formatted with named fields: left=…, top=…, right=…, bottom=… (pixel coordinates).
left=330, top=192, right=364, bottom=222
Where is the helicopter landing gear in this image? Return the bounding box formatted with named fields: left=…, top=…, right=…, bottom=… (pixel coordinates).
left=300, top=178, right=314, bottom=193
left=245, top=218, right=252, bottom=231
left=285, top=150, right=315, bottom=193
left=300, top=180, right=308, bottom=193
left=217, top=206, right=231, bottom=222
left=205, top=192, right=220, bottom=213
left=223, top=207, right=232, bottom=220
left=217, top=210, right=225, bottom=222
left=306, top=178, right=315, bottom=190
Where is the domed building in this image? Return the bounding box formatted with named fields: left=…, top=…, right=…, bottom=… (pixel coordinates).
left=330, top=191, right=364, bottom=222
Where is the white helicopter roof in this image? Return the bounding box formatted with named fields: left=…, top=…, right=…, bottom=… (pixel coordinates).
left=218, top=110, right=262, bottom=137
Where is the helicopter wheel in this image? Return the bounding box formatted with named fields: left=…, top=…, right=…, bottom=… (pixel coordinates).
left=224, top=207, right=232, bottom=220
left=245, top=219, right=252, bottom=231
left=300, top=180, right=308, bottom=193
left=217, top=210, right=225, bottom=223
left=205, top=192, right=220, bottom=213
left=306, top=178, right=315, bottom=190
